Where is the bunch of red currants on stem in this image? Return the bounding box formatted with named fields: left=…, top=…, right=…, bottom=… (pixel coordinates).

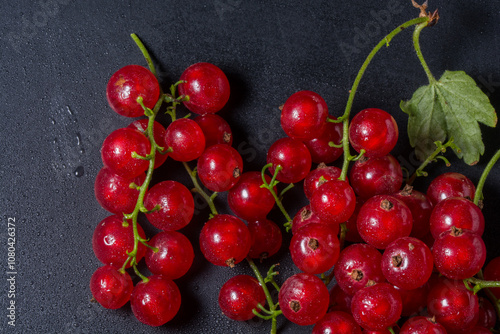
left=89, top=21, right=500, bottom=333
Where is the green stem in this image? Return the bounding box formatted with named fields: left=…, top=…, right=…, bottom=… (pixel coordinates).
left=246, top=258, right=282, bottom=334
left=465, top=276, right=500, bottom=295
left=474, top=149, right=500, bottom=205
left=118, top=35, right=171, bottom=280
left=407, top=139, right=456, bottom=185
left=165, top=80, right=188, bottom=122
left=182, top=162, right=219, bottom=216
left=334, top=16, right=429, bottom=180
left=261, top=163, right=292, bottom=224
left=130, top=33, right=156, bottom=76
left=477, top=270, right=500, bottom=322
left=121, top=98, right=163, bottom=281
left=413, top=21, right=436, bottom=84
left=133, top=265, right=149, bottom=283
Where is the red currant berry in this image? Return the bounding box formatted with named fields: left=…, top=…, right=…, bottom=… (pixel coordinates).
left=349, top=155, right=402, bottom=199
left=266, top=137, right=312, bottom=184
left=144, top=180, right=194, bottom=231
left=328, top=283, right=352, bottom=313
left=218, top=274, right=266, bottom=321
left=278, top=273, right=329, bottom=326
left=197, top=144, right=243, bottom=192
left=247, top=219, right=282, bottom=260
left=310, top=179, right=356, bottom=225
left=399, top=316, right=447, bottom=334
left=280, top=90, right=328, bottom=141
left=193, top=113, right=232, bottom=147
left=90, top=265, right=133, bottom=309
left=92, top=215, right=147, bottom=268
left=199, top=214, right=251, bottom=267
left=483, top=256, right=500, bottom=299
left=312, top=311, right=362, bottom=334
left=381, top=237, right=433, bottom=290
left=429, top=197, right=484, bottom=239
left=145, top=231, right=194, bottom=280
left=426, top=172, right=476, bottom=205
left=350, top=282, right=402, bottom=331
left=101, top=127, right=151, bottom=179
left=291, top=204, right=336, bottom=234
left=227, top=172, right=276, bottom=221
left=357, top=195, right=412, bottom=249
left=392, top=185, right=433, bottom=239
left=477, top=297, right=497, bottom=329
left=394, top=283, right=429, bottom=316
left=463, top=327, right=495, bottom=334
left=178, top=62, right=230, bottom=114
left=427, top=277, right=479, bottom=332
left=94, top=167, right=145, bottom=215
left=303, top=163, right=342, bottom=200
left=304, top=120, right=343, bottom=164
left=334, top=243, right=385, bottom=296
left=128, top=119, right=168, bottom=168
left=164, top=118, right=206, bottom=161
left=106, top=65, right=160, bottom=118
left=349, top=108, right=398, bottom=158
left=289, top=223, right=340, bottom=274
left=432, top=227, right=486, bottom=280
left=130, top=276, right=181, bottom=326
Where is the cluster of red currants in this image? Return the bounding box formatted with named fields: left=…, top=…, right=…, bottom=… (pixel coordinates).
left=90, top=60, right=246, bottom=326
left=88, top=46, right=500, bottom=332
left=268, top=90, right=498, bottom=333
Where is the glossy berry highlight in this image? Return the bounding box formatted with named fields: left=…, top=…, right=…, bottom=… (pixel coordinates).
left=348, top=108, right=398, bottom=158
left=106, top=64, right=160, bottom=118
left=130, top=276, right=181, bottom=326
left=266, top=137, right=312, bottom=184
left=199, top=214, right=251, bottom=267
left=218, top=275, right=266, bottom=321
left=178, top=62, right=230, bottom=114
left=278, top=273, right=329, bottom=326
left=280, top=90, right=328, bottom=141
left=90, top=265, right=133, bottom=309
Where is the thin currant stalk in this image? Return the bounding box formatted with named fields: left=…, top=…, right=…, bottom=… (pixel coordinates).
left=182, top=161, right=219, bottom=217
left=464, top=276, right=500, bottom=295
left=327, top=16, right=429, bottom=180
left=131, top=33, right=157, bottom=77
left=464, top=270, right=500, bottom=320
left=476, top=270, right=500, bottom=320
left=474, top=149, right=500, bottom=206
left=247, top=258, right=282, bottom=334
left=165, top=80, right=188, bottom=122
left=119, top=34, right=169, bottom=281
left=412, top=20, right=436, bottom=84
left=406, top=138, right=458, bottom=185
left=121, top=95, right=165, bottom=281
left=260, top=163, right=293, bottom=228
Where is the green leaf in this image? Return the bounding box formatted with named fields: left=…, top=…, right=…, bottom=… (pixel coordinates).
left=401, top=70, right=497, bottom=165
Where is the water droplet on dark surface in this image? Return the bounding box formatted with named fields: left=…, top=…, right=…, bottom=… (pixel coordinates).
left=73, top=166, right=84, bottom=177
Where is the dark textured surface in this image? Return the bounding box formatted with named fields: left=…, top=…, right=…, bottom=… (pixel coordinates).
left=1, top=0, right=499, bottom=333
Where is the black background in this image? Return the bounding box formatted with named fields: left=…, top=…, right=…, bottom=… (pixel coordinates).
left=1, top=0, right=500, bottom=333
